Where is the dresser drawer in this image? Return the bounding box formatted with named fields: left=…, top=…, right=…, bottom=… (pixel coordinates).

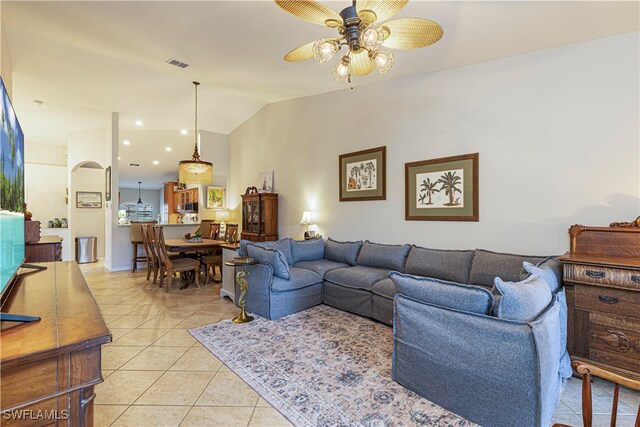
left=587, top=312, right=640, bottom=370
left=565, top=264, right=640, bottom=290
left=574, top=285, right=640, bottom=318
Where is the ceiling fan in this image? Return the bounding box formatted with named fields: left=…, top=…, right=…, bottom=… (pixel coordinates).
left=275, top=0, right=444, bottom=83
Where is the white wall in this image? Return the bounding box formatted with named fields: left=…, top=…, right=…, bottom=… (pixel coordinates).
left=73, top=167, right=105, bottom=257
left=229, top=33, right=640, bottom=255
left=199, top=131, right=230, bottom=220
left=0, top=1, right=13, bottom=97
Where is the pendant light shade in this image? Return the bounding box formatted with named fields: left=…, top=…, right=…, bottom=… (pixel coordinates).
left=178, top=81, right=213, bottom=185
left=137, top=181, right=143, bottom=204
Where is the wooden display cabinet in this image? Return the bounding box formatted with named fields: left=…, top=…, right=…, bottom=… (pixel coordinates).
left=559, top=217, right=640, bottom=380
left=241, top=189, right=278, bottom=242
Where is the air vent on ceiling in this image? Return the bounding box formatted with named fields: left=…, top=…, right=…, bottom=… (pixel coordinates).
left=128, top=163, right=141, bottom=167
left=166, top=58, right=189, bottom=68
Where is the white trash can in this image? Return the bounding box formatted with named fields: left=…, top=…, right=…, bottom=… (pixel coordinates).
left=75, top=236, right=98, bottom=263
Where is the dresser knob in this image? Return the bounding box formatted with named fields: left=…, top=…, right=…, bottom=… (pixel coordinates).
left=598, top=295, right=619, bottom=304
left=586, top=270, right=606, bottom=279
left=631, top=275, right=640, bottom=283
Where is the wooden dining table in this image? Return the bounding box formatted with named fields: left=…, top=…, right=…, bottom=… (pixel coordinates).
left=163, top=238, right=227, bottom=289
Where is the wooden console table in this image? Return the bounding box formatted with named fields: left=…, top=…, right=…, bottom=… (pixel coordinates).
left=1, top=262, right=111, bottom=426
left=26, top=235, right=63, bottom=262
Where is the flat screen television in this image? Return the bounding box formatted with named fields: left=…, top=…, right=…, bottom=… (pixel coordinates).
left=0, top=76, right=41, bottom=322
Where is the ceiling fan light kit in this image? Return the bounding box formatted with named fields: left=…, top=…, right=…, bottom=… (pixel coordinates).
left=276, top=0, right=443, bottom=83
left=178, top=81, right=213, bottom=185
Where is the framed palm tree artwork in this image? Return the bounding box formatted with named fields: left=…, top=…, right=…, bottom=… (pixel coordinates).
left=339, top=146, right=386, bottom=202
left=405, top=153, right=479, bottom=221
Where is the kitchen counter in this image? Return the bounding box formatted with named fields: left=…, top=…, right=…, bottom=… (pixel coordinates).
left=118, top=222, right=200, bottom=227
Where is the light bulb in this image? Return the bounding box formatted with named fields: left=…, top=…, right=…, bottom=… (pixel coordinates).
left=332, top=56, right=351, bottom=83
left=359, top=24, right=384, bottom=50
left=370, top=50, right=394, bottom=74
left=313, top=39, right=340, bottom=63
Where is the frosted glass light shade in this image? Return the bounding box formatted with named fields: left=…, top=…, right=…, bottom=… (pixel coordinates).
left=332, top=56, right=351, bottom=83
left=300, top=211, right=315, bottom=225
left=178, top=160, right=213, bottom=185
left=215, top=210, right=230, bottom=222
left=370, top=50, right=394, bottom=74
left=360, top=24, right=384, bottom=50
left=313, top=39, right=340, bottom=63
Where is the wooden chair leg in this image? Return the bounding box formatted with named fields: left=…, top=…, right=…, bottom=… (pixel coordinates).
left=166, top=271, right=173, bottom=293
left=153, top=265, right=159, bottom=284
left=159, top=268, right=165, bottom=288
left=582, top=373, right=593, bottom=427
left=146, top=262, right=152, bottom=281
left=131, top=243, right=137, bottom=273
left=194, top=268, right=200, bottom=288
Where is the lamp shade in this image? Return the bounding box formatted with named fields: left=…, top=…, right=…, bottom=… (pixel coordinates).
left=178, top=160, right=213, bottom=185
left=215, top=210, right=230, bottom=222
left=300, top=211, right=315, bottom=225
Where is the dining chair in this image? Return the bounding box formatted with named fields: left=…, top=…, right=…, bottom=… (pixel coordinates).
left=199, top=223, right=223, bottom=285
left=210, top=222, right=221, bottom=240
left=129, top=220, right=157, bottom=273
left=194, top=219, right=214, bottom=238
left=140, top=224, right=158, bottom=283
left=552, top=361, right=640, bottom=427
left=224, top=223, right=239, bottom=243
left=153, top=225, right=200, bottom=292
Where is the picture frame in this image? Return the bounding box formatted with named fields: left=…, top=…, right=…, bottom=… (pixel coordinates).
left=405, top=153, right=479, bottom=221
left=258, top=170, right=274, bottom=193
left=105, top=166, right=112, bottom=202
left=206, top=186, right=225, bottom=209
left=339, top=146, right=386, bottom=202
left=76, top=191, right=102, bottom=209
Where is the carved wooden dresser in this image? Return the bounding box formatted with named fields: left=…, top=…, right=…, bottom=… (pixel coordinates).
left=559, top=217, right=640, bottom=380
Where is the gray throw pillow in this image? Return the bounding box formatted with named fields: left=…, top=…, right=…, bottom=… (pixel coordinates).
left=405, top=245, right=474, bottom=284
left=357, top=241, right=410, bottom=271
left=469, top=249, right=545, bottom=287
left=324, top=238, right=363, bottom=266
left=390, top=272, right=494, bottom=315
left=254, top=239, right=294, bottom=265
left=492, top=275, right=552, bottom=322
left=523, top=261, right=562, bottom=294
left=246, top=243, right=290, bottom=280
left=291, top=237, right=325, bottom=263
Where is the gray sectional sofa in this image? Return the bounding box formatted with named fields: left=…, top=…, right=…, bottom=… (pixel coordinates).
left=238, top=237, right=571, bottom=427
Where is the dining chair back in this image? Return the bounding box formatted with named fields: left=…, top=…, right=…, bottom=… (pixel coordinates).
left=209, top=222, right=221, bottom=240
left=552, top=361, right=640, bottom=427
left=194, top=220, right=214, bottom=238
left=153, top=225, right=200, bottom=292
left=225, top=223, right=239, bottom=243
left=140, top=224, right=159, bottom=283
left=129, top=220, right=157, bottom=273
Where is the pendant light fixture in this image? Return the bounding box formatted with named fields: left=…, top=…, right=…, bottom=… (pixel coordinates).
left=137, top=181, right=143, bottom=204
left=178, top=81, right=213, bottom=185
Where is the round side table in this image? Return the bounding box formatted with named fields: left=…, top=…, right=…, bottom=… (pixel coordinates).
left=224, top=257, right=258, bottom=323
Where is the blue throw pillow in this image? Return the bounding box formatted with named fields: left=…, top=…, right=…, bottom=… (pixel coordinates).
left=324, top=238, right=363, bottom=266
left=246, top=243, right=290, bottom=280
left=390, top=272, right=494, bottom=315
left=523, top=261, right=562, bottom=294
left=492, top=275, right=552, bottom=322
left=357, top=241, right=410, bottom=271
left=290, top=237, right=325, bottom=263
left=254, top=239, right=294, bottom=266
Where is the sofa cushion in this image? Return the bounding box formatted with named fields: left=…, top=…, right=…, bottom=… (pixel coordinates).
left=469, top=249, right=545, bottom=288
left=390, top=272, right=494, bottom=315
left=324, top=266, right=392, bottom=291
left=293, top=259, right=349, bottom=277
left=405, top=246, right=474, bottom=284
left=246, top=243, right=290, bottom=280
left=357, top=241, right=411, bottom=271
left=238, top=239, right=251, bottom=257
left=371, top=278, right=397, bottom=299
left=271, top=267, right=323, bottom=292
left=324, top=238, right=363, bottom=266
left=519, top=257, right=563, bottom=291
left=254, top=239, right=294, bottom=265
left=492, top=275, right=552, bottom=322
left=291, top=237, right=324, bottom=263
left=522, top=260, right=562, bottom=294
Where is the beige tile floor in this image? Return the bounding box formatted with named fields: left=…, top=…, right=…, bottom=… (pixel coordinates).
left=81, top=262, right=639, bottom=427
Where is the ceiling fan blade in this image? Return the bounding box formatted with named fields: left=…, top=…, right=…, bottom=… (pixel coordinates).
left=382, top=18, right=444, bottom=50
left=350, top=50, right=374, bottom=76
left=356, top=0, right=408, bottom=24
left=284, top=41, right=316, bottom=62
left=274, top=0, right=342, bottom=27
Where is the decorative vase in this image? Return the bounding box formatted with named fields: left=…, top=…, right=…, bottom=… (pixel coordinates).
left=54, top=218, right=61, bottom=228
left=47, top=220, right=54, bottom=228
left=61, top=218, right=68, bottom=228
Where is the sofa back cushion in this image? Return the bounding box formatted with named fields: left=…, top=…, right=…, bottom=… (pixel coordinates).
left=405, top=246, right=474, bottom=284
left=324, top=238, right=363, bottom=266
left=253, top=239, right=294, bottom=265
left=492, top=275, right=552, bottom=322
left=291, top=237, right=325, bottom=263
left=357, top=241, right=410, bottom=271
left=390, top=272, right=494, bottom=315
left=246, top=243, right=290, bottom=280
left=469, top=249, right=545, bottom=288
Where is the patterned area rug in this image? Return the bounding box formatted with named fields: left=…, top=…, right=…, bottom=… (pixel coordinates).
left=190, top=305, right=474, bottom=427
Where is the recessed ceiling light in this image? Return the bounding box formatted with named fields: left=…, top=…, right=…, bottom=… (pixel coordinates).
left=180, top=129, right=188, bottom=135
left=123, top=140, right=131, bottom=145
left=165, top=147, right=172, bottom=152
left=117, top=156, right=121, bottom=160
left=135, top=120, right=143, bottom=126
left=153, top=160, right=159, bottom=165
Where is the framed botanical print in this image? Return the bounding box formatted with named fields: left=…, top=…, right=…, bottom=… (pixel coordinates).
left=206, top=186, right=225, bottom=209
left=405, top=153, right=479, bottom=221
left=339, top=146, right=386, bottom=202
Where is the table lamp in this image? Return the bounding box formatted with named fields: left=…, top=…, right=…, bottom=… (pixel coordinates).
left=300, top=211, right=316, bottom=238
left=215, top=210, right=230, bottom=224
